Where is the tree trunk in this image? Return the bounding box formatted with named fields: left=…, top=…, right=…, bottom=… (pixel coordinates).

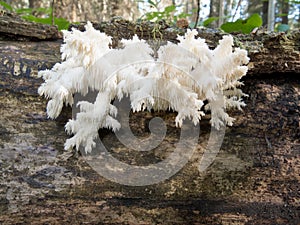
left=218, top=0, right=224, bottom=27
left=28, top=0, right=47, bottom=8
left=267, top=0, right=275, bottom=31
left=0, top=17, right=299, bottom=224
left=190, top=0, right=198, bottom=25
left=281, top=0, right=289, bottom=24
left=247, top=0, right=263, bottom=19
left=209, top=0, right=219, bottom=27
left=28, top=0, right=35, bottom=8
left=53, top=0, right=139, bottom=22
left=262, top=0, right=268, bottom=26
left=224, top=0, right=233, bottom=19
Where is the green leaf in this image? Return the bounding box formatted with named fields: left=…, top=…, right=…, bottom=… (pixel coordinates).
left=147, top=0, right=157, bottom=7
left=202, top=17, right=219, bottom=27
left=54, top=17, right=70, bottom=30
left=0, top=1, right=13, bottom=11
left=146, top=11, right=159, bottom=21
left=21, top=15, right=70, bottom=30
left=177, top=12, right=192, bottom=19
left=289, top=0, right=300, bottom=4
left=21, top=15, right=50, bottom=24
left=35, top=7, right=52, bottom=14
left=276, top=13, right=288, bottom=17
left=275, top=23, right=290, bottom=32
left=16, top=7, right=51, bottom=16
left=21, top=14, right=39, bottom=22
left=247, top=13, right=263, bottom=24
left=164, top=5, right=176, bottom=14
left=15, top=8, right=33, bottom=15
left=221, top=13, right=262, bottom=34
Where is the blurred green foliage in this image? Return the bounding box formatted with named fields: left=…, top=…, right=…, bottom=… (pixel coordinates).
left=137, top=0, right=192, bottom=25
left=137, top=1, right=263, bottom=34
left=275, top=23, right=290, bottom=32
left=0, top=1, right=70, bottom=30
left=221, top=14, right=263, bottom=34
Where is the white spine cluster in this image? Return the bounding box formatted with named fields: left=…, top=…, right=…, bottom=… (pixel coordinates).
left=38, top=22, right=249, bottom=153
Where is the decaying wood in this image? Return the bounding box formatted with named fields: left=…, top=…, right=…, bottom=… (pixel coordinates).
left=69, top=19, right=300, bottom=75
left=0, top=16, right=299, bottom=225
left=0, top=12, right=299, bottom=74
left=0, top=11, right=60, bottom=40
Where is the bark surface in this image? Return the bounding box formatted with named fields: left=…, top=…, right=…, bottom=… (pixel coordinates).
left=0, top=11, right=60, bottom=40
left=0, top=17, right=299, bottom=224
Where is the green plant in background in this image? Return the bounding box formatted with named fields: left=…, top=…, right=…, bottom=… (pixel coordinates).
left=0, top=1, right=12, bottom=11
left=137, top=0, right=191, bottom=25
left=197, top=16, right=231, bottom=28
left=221, top=14, right=263, bottom=34
left=201, top=17, right=219, bottom=27
left=0, top=1, right=69, bottom=30
left=136, top=0, right=263, bottom=34
left=143, top=4, right=176, bottom=22
left=275, top=23, right=290, bottom=32
left=21, top=13, right=70, bottom=30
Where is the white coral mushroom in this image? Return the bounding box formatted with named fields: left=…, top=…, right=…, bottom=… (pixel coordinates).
left=38, top=22, right=249, bottom=153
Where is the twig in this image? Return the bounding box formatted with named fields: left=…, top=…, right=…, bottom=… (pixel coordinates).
left=232, top=0, right=242, bottom=21
left=51, top=0, right=55, bottom=26
left=194, top=0, right=201, bottom=28
left=264, top=133, right=273, bottom=149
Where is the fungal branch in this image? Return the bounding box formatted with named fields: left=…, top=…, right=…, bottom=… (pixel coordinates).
left=38, top=22, right=249, bottom=153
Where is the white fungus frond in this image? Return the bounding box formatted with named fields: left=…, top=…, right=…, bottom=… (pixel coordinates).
left=38, top=23, right=249, bottom=153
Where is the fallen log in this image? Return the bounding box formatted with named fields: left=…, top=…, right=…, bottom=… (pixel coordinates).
left=0, top=16, right=299, bottom=225
left=0, top=11, right=61, bottom=40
